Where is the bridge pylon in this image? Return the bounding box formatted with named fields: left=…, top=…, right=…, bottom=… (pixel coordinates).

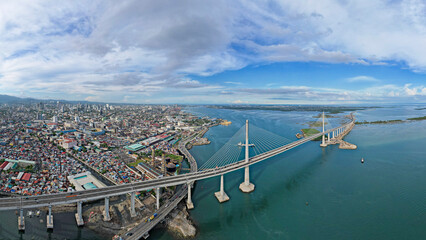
left=320, top=112, right=327, bottom=147
left=215, top=174, right=230, bottom=203
left=239, top=120, right=255, bottom=193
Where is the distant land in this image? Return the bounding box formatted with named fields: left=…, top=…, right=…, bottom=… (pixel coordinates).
left=0, top=94, right=133, bottom=105
left=209, top=105, right=377, bottom=114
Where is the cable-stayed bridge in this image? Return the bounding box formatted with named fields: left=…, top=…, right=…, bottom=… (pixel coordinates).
left=1, top=114, right=355, bottom=237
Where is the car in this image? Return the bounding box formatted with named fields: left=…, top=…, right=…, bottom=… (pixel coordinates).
left=125, top=232, right=133, bottom=236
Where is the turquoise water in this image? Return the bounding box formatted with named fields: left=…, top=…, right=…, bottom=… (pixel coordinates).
left=151, top=106, right=426, bottom=240
left=83, top=182, right=98, bottom=190
left=74, top=175, right=88, bottom=180
left=1, top=106, right=425, bottom=239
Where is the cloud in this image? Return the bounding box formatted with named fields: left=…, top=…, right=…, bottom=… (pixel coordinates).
left=346, top=76, right=380, bottom=83
left=224, top=81, right=242, bottom=85
left=1, top=0, right=426, bottom=103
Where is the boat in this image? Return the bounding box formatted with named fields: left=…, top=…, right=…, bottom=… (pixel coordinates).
left=361, top=158, right=364, bottom=163
left=36, top=210, right=41, bottom=217
left=27, top=211, right=34, bottom=218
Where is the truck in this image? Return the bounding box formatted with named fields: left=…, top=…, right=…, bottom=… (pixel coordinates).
left=148, top=213, right=158, bottom=221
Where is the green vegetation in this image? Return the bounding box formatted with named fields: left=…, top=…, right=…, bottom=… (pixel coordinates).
left=128, top=158, right=147, bottom=167
left=301, top=128, right=322, bottom=141
left=154, top=149, right=164, bottom=156
left=355, top=116, right=426, bottom=125
left=407, top=116, right=426, bottom=121
left=355, top=120, right=404, bottom=125
left=301, top=128, right=320, bottom=136
left=185, top=118, right=210, bottom=126
left=0, top=159, right=4, bottom=164
left=166, top=153, right=183, bottom=161
left=308, top=121, right=328, bottom=127
left=312, top=113, right=337, bottom=118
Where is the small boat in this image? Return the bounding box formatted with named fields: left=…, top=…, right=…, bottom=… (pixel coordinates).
left=27, top=211, right=34, bottom=218
left=361, top=158, right=364, bottom=164
left=36, top=210, right=41, bottom=217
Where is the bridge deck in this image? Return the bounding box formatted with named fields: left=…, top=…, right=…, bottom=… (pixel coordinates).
left=0, top=122, right=353, bottom=211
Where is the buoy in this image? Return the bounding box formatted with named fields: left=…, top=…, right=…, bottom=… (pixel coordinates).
left=305, top=202, right=309, bottom=206
left=361, top=158, right=364, bottom=164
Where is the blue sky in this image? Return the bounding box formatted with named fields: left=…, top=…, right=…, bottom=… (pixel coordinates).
left=0, top=0, right=426, bottom=104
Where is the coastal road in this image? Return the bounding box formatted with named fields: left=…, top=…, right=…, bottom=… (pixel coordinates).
left=0, top=122, right=354, bottom=211
left=122, top=186, right=188, bottom=240
left=120, top=132, right=200, bottom=239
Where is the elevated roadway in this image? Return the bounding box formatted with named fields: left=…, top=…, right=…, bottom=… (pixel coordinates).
left=0, top=122, right=353, bottom=211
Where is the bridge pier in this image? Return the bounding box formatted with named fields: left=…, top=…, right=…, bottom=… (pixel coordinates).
left=75, top=201, right=84, bottom=226
left=130, top=192, right=137, bottom=217
left=47, top=205, right=53, bottom=229
left=240, top=166, right=255, bottom=193
left=332, top=131, right=335, bottom=139
left=156, top=187, right=160, bottom=210
left=103, top=197, right=111, bottom=221
left=18, top=208, right=25, bottom=231
left=186, top=183, right=194, bottom=209
left=320, top=112, right=327, bottom=147
left=215, top=174, right=230, bottom=203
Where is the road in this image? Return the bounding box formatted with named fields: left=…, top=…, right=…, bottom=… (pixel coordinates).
left=120, top=131, right=199, bottom=239
left=0, top=122, right=353, bottom=211
left=121, top=185, right=188, bottom=240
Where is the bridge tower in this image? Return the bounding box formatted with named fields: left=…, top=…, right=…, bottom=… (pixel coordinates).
left=320, top=112, right=327, bottom=147
left=239, top=120, right=255, bottom=193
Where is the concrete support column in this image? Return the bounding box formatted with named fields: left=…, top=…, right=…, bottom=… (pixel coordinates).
left=75, top=201, right=84, bottom=226
left=327, top=133, right=330, bottom=142
left=130, top=192, right=136, bottom=217
left=240, top=120, right=255, bottom=193
left=332, top=131, right=335, bottom=139
left=215, top=174, right=229, bottom=203
left=156, top=187, right=160, bottom=210
left=47, top=205, right=53, bottom=229
left=186, top=183, right=194, bottom=209
left=320, top=112, right=327, bottom=147
left=103, top=197, right=111, bottom=221
left=18, top=208, right=25, bottom=231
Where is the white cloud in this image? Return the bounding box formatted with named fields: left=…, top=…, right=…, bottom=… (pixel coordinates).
left=1, top=0, right=426, bottom=102
left=346, top=76, right=380, bottom=83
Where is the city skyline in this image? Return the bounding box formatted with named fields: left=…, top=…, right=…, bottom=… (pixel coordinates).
left=1, top=0, right=426, bottom=104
